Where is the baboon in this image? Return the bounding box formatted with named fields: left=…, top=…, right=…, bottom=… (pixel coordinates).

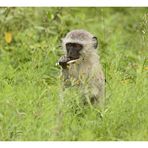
left=57, top=29, right=105, bottom=105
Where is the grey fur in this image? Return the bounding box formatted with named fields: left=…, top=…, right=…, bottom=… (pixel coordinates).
left=59, top=29, right=105, bottom=105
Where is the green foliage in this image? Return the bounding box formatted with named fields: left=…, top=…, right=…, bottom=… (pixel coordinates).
left=0, top=7, right=148, bottom=141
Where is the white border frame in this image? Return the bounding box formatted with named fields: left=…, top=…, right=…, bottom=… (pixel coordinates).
left=0, top=0, right=148, bottom=7
left=1, top=142, right=148, bottom=148
left=0, top=1, right=147, bottom=148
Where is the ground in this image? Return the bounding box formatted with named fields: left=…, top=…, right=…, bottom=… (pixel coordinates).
left=0, top=7, right=148, bottom=140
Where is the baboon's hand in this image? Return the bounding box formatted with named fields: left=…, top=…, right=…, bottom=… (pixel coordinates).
left=58, top=56, right=70, bottom=69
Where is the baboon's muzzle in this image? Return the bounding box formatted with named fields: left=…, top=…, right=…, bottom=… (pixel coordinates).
left=58, top=55, right=79, bottom=69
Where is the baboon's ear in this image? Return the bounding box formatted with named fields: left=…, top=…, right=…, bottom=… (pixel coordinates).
left=92, top=36, right=98, bottom=49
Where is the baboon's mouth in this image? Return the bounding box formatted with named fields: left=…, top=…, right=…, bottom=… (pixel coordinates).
left=57, top=56, right=79, bottom=68
left=66, top=56, right=80, bottom=64
left=67, top=59, right=79, bottom=64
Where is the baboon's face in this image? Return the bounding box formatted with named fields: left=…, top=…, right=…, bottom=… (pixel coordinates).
left=66, top=43, right=83, bottom=60
left=59, top=30, right=98, bottom=68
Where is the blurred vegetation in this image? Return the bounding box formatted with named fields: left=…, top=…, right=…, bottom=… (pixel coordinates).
left=0, top=7, right=148, bottom=141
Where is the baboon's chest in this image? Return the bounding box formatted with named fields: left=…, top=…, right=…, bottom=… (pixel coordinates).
left=69, top=63, right=91, bottom=79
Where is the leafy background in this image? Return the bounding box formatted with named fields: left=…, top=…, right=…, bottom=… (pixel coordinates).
left=0, top=7, right=148, bottom=140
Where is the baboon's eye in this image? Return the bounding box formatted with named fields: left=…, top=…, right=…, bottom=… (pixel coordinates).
left=74, top=43, right=83, bottom=51
left=76, top=44, right=82, bottom=50
left=66, top=43, right=83, bottom=51
left=66, top=43, right=72, bottom=50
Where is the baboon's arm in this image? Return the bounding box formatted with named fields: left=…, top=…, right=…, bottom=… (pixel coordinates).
left=58, top=56, right=70, bottom=81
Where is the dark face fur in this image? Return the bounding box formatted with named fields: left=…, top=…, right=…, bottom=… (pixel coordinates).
left=66, top=43, right=83, bottom=60
left=58, top=42, right=83, bottom=69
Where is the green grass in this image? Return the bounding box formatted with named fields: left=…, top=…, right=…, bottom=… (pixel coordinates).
left=0, top=7, right=148, bottom=141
